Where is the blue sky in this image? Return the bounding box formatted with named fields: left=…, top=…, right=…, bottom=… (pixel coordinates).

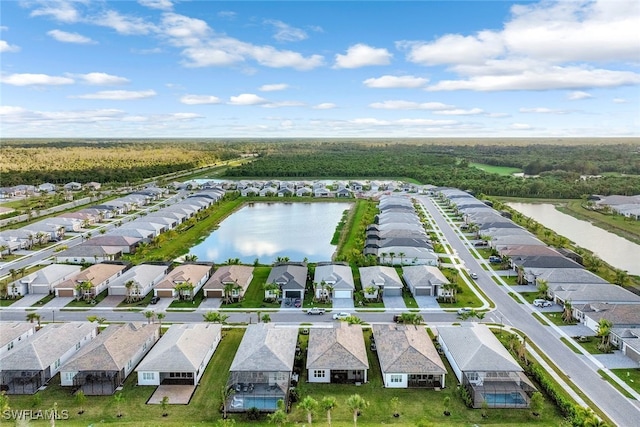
left=1, top=0, right=639, bottom=138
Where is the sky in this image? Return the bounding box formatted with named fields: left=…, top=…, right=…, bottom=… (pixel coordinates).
left=1, top=0, right=639, bottom=138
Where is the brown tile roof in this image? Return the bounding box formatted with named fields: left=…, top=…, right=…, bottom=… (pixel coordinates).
left=373, top=324, right=446, bottom=374
left=306, top=323, right=368, bottom=370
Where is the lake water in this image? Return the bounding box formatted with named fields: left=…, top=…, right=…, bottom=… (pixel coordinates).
left=188, top=202, right=351, bottom=264
left=507, top=203, right=640, bottom=276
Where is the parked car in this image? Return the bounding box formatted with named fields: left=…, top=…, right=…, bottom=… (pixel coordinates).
left=489, top=256, right=502, bottom=263
left=533, top=299, right=552, bottom=308
left=294, top=298, right=302, bottom=308
left=307, top=307, right=326, bottom=315
left=469, top=272, right=478, bottom=279
left=332, top=312, right=351, bottom=320
left=150, top=296, right=160, bottom=304
left=474, top=241, right=488, bottom=247
left=457, top=307, right=472, bottom=316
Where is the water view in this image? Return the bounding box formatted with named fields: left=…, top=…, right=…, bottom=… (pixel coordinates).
left=507, top=203, right=640, bottom=276
left=189, top=202, right=351, bottom=264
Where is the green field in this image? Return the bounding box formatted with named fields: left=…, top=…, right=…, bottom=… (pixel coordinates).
left=470, top=162, right=523, bottom=176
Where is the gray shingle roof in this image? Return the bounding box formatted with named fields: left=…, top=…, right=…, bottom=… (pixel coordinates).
left=373, top=324, right=446, bottom=374
left=313, top=264, right=355, bottom=291
left=437, top=324, right=521, bottom=373
left=230, top=324, right=297, bottom=372
left=403, top=265, right=449, bottom=289
left=61, top=323, right=158, bottom=372
left=359, top=266, right=403, bottom=289
left=136, top=323, right=221, bottom=372
left=266, top=265, right=307, bottom=290
left=0, top=322, right=35, bottom=350
left=306, top=323, right=368, bottom=370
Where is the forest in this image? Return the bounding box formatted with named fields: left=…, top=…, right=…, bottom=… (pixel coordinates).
left=2, top=138, right=639, bottom=198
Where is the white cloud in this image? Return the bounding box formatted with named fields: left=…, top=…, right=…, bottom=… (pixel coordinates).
left=47, top=29, right=95, bottom=44
left=613, top=98, right=628, bottom=104
left=0, top=105, right=126, bottom=124
left=131, top=47, right=163, bottom=54
left=229, top=93, right=268, bottom=105
left=0, top=26, right=8, bottom=31
left=349, top=118, right=391, bottom=126
left=74, top=72, right=129, bottom=85
left=433, top=108, right=484, bottom=116
left=265, top=19, right=307, bottom=42
left=217, top=11, right=236, bottom=20
left=427, top=66, right=640, bottom=91
left=29, top=0, right=83, bottom=23
left=510, top=123, right=533, bottom=130
left=182, top=38, right=324, bottom=70
left=334, top=44, right=392, bottom=69
left=138, top=0, right=173, bottom=11
left=259, top=83, right=289, bottom=92
left=396, top=118, right=458, bottom=126
left=363, top=75, right=428, bottom=89
left=567, top=91, right=593, bottom=100
left=163, top=112, right=202, bottom=121
left=95, top=10, right=156, bottom=35
left=0, top=40, right=20, bottom=52
left=263, top=100, right=306, bottom=108
left=72, top=89, right=156, bottom=100
left=180, top=94, right=221, bottom=105
left=397, top=31, right=503, bottom=66
left=161, top=13, right=211, bottom=47
left=369, top=100, right=454, bottom=110
left=313, top=103, right=336, bottom=109
left=1, top=73, right=74, bottom=86
left=520, top=107, right=568, bottom=114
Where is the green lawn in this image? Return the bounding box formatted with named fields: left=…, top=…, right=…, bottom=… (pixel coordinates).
left=575, top=336, right=609, bottom=355
left=117, top=292, right=155, bottom=308
left=470, top=162, right=523, bottom=176
left=543, top=312, right=576, bottom=326
left=611, top=368, right=640, bottom=394
left=64, top=289, right=108, bottom=308
left=220, top=266, right=280, bottom=309
left=31, top=293, right=56, bottom=307
left=167, top=289, right=205, bottom=309
left=0, top=297, right=21, bottom=307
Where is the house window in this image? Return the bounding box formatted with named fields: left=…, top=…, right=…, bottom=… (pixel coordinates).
left=65, top=372, right=74, bottom=382
left=467, top=372, right=479, bottom=382
left=143, top=372, right=155, bottom=380
left=313, top=370, right=325, bottom=378
left=390, top=375, right=402, bottom=383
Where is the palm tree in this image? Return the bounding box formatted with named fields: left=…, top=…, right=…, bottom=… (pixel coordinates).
left=398, top=252, right=405, bottom=266
left=124, top=280, right=135, bottom=304
left=398, top=312, right=423, bottom=325
left=114, top=392, right=124, bottom=417
left=143, top=310, right=156, bottom=324
left=261, top=313, right=271, bottom=323
left=379, top=253, right=387, bottom=265
left=203, top=311, right=229, bottom=324
left=75, top=390, right=86, bottom=415
left=596, top=318, right=613, bottom=353
left=0, top=244, right=7, bottom=259
left=263, top=282, right=281, bottom=303
left=175, top=281, right=194, bottom=301
left=562, top=300, right=574, bottom=324
left=26, top=312, right=41, bottom=327
left=267, top=399, right=287, bottom=426
left=299, top=395, right=318, bottom=426
left=614, top=269, right=628, bottom=287
left=183, top=254, right=198, bottom=262
left=220, top=385, right=235, bottom=420
left=537, top=279, right=549, bottom=299
left=160, top=396, right=169, bottom=417
left=388, top=252, right=396, bottom=266
left=321, top=396, right=337, bottom=427
left=156, top=312, right=166, bottom=331
left=346, top=394, right=369, bottom=427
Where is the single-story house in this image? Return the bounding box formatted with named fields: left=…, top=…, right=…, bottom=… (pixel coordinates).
left=64, top=182, right=82, bottom=191
left=54, top=263, right=127, bottom=299
left=373, top=324, right=446, bottom=388
left=11, top=264, right=81, bottom=296
left=54, top=244, right=122, bottom=265
left=203, top=265, right=254, bottom=300
left=610, top=328, right=640, bottom=363
left=549, top=283, right=640, bottom=305
left=265, top=264, right=308, bottom=300
left=136, top=323, right=221, bottom=386
left=402, top=265, right=449, bottom=297
left=0, top=322, right=97, bottom=394
left=38, top=183, right=56, bottom=193
left=0, top=322, right=36, bottom=356
left=437, top=324, right=535, bottom=408
left=307, top=323, right=369, bottom=384
left=108, top=264, right=169, bottom=298
left=313, top=263, right=355, bottom=300
left=153, top=264, right=212, bottom=299
left=358, top=266, right=403, bottom=297
left=60, top=323, right=159, bottom=395
left=227, top=323, right=298, bottom=412
left=573, top=303, right=640, bottom=332
left=82, top=235, right=142, bottom=254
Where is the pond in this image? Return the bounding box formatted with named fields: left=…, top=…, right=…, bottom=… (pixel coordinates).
left=507, top=203, right=640, bottom=276
left=188, top=202, right=351, bottom=264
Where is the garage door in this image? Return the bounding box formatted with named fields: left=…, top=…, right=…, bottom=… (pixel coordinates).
left=205, top=289, right=223, bottom=298
left=384, top=288, right=402, bottom=296
left=284, top=290, right=301, bottom=299
left=334, top=290, right=351, bottom=299
left=57, top=289, right=74, bottom=297
left=414, top=287, right=431, bottom=296
left=156, top=290, right=174, bottom=298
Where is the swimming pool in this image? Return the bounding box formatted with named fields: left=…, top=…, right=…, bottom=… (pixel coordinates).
left=483, top=392, right=526, bottom=406
left=232, top=396, right=281, bottom=410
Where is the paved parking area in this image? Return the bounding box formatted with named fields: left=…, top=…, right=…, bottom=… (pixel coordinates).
left=147, top=385, right=196, bottom=405
left=331, top=297, right=354, bottom=309
left=414, top=295, right=440, bottom=308
left=382, top=294, right=406, bottom=309
left=200, top=297, right=222, bottom=309
left=592, top=351, right=640, bottom=369
left=557, top=324, right=594, bottom=337
left=41, top=297, right=73, bottom=309
left=96, top=296, right=124, bottom=308
left=9, top=294, right=46, bottom=308
left=147, top=298, right=174, bottom=311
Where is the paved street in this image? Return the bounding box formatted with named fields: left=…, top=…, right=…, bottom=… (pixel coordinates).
left=416, top=195, right=640, bottom=426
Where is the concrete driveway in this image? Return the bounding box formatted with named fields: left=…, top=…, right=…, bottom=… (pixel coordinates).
left=41, top=297, right=73, bottom=309
left=331, top=297, right=354, bottom=309
left=9, top=294, right=46, bottom=308
left=200, top=297, right=222, bottom=309
left=148, top=298, right=174, bottom=311
left=382, top=294, right=406, bottom=309
left=414, top=295, right=440, bottom=308
left=96, top=296, right=124, bottom=308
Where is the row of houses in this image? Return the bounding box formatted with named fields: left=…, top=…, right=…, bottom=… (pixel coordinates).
left=590, top=194, right=640, bottom=220
left=0, top=182, right=101, bottom=199
left=365, top=195, right=439, bottom=266
left=439, top=188, right=640, bottom=362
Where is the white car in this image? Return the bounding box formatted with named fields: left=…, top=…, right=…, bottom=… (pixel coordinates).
left=469, top=272, right=478, bottom=279
left=457, top=307, right=472, bottom=316
left=533, top=299, right=552, bottom=308
left=332, top=312, right=350, bottom=320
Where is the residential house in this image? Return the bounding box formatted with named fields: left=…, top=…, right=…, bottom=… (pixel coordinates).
left=136, top=323, right=221, bottom=386
left=227, top=323, right=298, bottom=412
left=203, top=265, right=254, bottom=300
left=12, top=264, right=81, bottom=296
left=64, top=182, right=82, bottom=191
left=54, top=245, right=122, bottom=265
left=38, top=183, right=56, bottom=193
left=265, top=264, right=308, bottom=300
left=82, top=235, right=142, bottom=254
left=313, top=263, right=355, bottom=300
left=548, top=283, right=640, bottom=305
left=359, top=266, right=403, bottom=297
left=307, top=323, right=369, bottom=384
left=60, top=323, right=159, bottom=395
left=403, top=265, right=449, bottom=297
left=611, top=328, right=640, bottom=363
left=573, top=303, right=640, bottom=332
left=85, top=182, right=102, bottom=190
left=0, top=322, right=36, bottom=356
left=153, top=264, right=212, bottom=299
left=0, top=322, right=96, bottom=394
left=373, top=324, right=446, bottom=388
left=108, top=264, right=169, bottom=298
left=437, top=324, right=535, bottom=408
left=54, top=263, right=127, bottom=298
